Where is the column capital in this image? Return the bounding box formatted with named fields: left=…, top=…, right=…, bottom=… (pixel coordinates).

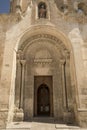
left=60, top=59, right=66, bottom=65
left=17, top=50, right=23, bottom=60
left=20, top=60, right=26, bottom=66
left=65, top=50, right=70, bottom=59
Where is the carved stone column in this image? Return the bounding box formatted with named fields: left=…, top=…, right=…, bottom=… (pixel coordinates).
left=65, top=52, right=72, bottom=111
left=60, top=59, right=68, bottom=111
left=14, top=52, right=25, bottom=122
left=63, top=51, right=73, bottom=124
left=20, top=60, right=26, bottom=109
left=15, top=59, right=22, bottom=108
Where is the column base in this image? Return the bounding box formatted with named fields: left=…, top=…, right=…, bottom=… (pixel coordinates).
left=63, top=110, right=74, bottom=124
left=13, top=107, right=24, bottom=122
left=78, top=109, right=87, bottom=128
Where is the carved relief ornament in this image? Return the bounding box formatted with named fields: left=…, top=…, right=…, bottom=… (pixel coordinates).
left=19, top=34, right=68, bottom=52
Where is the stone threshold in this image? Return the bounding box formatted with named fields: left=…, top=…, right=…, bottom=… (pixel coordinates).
left=6, top=122, right=83, bottom=130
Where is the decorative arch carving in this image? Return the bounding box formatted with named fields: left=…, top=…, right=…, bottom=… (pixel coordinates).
left=18, top=33, right=70, bottom=61
left=15, top=31, right=76, bottom=124
left=19, top=34, right=67, bottom=51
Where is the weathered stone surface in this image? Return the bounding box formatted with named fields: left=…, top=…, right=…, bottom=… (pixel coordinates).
left=0, top=0, right=87, bottom=129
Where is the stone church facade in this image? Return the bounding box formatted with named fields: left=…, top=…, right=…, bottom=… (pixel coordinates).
left=0, top=0, right=87, bottom=129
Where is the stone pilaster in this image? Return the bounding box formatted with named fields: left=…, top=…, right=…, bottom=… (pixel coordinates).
left=65, top=51, right=72, bottom=111
left=17, top=0, right=20, bottom=5
left=13, top=52, right=25, bottom=122
left=60, top=53, right=74, bottom=124
left=15, top=59, right=22, bottom=108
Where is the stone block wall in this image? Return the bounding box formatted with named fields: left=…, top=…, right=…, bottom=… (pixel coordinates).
left=0, top=110, right=8, bottom=128
left=0, top=27, right=5, bottom=79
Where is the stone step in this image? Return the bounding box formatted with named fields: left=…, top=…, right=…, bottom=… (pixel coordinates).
left=32, top=117, right=55, bottom=123
left=6, top=122, right=82, bottom=130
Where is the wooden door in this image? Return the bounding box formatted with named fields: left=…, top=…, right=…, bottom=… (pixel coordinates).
left=37, top=84, right=50, bottom=116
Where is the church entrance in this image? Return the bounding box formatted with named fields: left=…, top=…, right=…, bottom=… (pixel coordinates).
left=37, top=84, right=50, bottom=116
left=34, top=76, right=53, bottom=117
left=14, top=34, right=76, bottom=124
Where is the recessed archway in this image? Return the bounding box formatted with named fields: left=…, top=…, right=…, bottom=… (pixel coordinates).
left=14, top=32, right=76, bottom=124
left=0, top=14, right=85, bottom=126
left=0, top=24, right=78, bottom=126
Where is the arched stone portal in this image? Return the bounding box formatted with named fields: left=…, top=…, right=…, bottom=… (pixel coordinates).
left=14, top=33, right=76, bottom=124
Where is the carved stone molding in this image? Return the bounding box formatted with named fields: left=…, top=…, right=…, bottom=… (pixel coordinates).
left=20, top=59, right=26, bottom=66
left=60, top=59, right=66, bottom=65
left=34, top=58, right=53, bottom=64
left=19, top=34, right=67, bottom=51
left=65, top=50, right=70, bottom=59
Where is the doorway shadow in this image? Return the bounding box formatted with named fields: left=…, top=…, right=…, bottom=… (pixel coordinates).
left=25, top=117, right=77, bottom=127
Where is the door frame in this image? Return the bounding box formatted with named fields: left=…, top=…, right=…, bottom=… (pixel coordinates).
left=34, top=76, right=53, bottom=117
left=37, top=84, right=50, bottom=116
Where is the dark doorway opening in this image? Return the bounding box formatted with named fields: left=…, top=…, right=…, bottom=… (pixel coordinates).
left=34, top=76, right=53, bottom=117
left=37, top=84, right=50, bottom=116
